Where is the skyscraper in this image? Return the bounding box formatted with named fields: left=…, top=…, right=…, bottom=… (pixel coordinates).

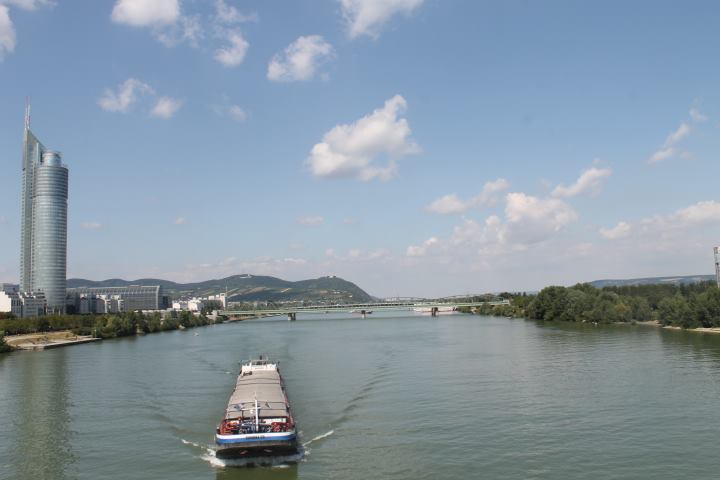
left=20, top=105, right=68, bottom=313
left=715, top=246, right=720, bottom=288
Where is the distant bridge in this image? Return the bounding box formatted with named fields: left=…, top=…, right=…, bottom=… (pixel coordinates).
left=219, top=299, right=510, bottom=320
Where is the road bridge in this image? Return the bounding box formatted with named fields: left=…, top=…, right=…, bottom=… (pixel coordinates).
left=219, top=299, right=510, bottom=321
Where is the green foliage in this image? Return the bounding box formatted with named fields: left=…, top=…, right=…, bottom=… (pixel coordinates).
left=0, top=332, right=13, bottom=353
left=0, top=311, right=215, bottom=339
left=474, top=281, right=720, bottom=329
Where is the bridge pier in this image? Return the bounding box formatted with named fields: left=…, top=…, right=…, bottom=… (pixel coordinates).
left=287, top=312, right=296, bottom=321
left=431, top=307, right=438, bottom=317
left=361, top=309, right=366, bottom=319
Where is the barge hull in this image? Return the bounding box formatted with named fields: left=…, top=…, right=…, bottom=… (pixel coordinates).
left=215, top=440, right=298, bottom=459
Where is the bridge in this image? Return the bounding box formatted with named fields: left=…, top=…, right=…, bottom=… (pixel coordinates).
left=219, top=299, right=510, bottom=321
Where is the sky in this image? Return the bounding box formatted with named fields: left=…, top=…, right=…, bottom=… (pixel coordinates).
left=0, top=0, right=719, bottom=298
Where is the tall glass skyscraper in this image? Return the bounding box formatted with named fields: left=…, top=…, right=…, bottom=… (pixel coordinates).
left=20, top=109, right=68, bottom=313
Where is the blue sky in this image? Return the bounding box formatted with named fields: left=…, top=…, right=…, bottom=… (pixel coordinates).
left=1, top=0, right=719, bottom=297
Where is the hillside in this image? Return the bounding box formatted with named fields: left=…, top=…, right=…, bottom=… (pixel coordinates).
left=67, top=274, right=373, bottom=303
left=590, top=274, right=716, bottom=288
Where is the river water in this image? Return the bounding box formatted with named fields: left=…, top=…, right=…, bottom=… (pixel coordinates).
left=2, top=312, right=720, bottom=479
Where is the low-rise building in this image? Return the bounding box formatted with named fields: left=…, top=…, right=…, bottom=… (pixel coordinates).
left=0, top=291, right=46, bottom=318
left=67, top=285, right=166, bottom=313
left=0, top=291, right=23, bottom=317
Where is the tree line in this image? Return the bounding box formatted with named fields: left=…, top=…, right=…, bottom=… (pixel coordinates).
left=469, top=282, right=720, bottom=328
left=0, top=310, right=218, bottom=352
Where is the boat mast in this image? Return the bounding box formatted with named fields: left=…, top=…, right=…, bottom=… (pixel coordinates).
left=254, top=395, right=259, bottom=432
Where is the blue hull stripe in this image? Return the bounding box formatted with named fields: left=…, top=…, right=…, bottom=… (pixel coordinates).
left=216, top=434, right=296, bottom=445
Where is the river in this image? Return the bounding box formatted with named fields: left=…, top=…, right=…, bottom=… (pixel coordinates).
left=2, top=312, right=720, bottom=479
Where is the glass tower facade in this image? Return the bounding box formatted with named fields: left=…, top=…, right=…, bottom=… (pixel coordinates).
left=20, top=122, right=68, bottom=313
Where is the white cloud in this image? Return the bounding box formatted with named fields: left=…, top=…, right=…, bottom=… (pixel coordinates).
left=214, top=30, right=249, bottom=67
left=150, top=96, right=183, bottom=119
left=212, top=96, right=248, bottom=122
left=307, top=94, right=420, bottom=181
left=690, top=108, right=708, bottom=123
left=649, top=147, right=675, bottom=164
left=426, top=178, right=510, bottom=214
left=648, top=122, right=691, bottom=164
left=406, top=237, right=438, bottom=257
left=81, top=222, right=103, bottom=230
left=215, top=0, right=257, bottom=24
left=599, top=221, right=631, bottom=240
left=297, top=215, right=324, bottom=226
left=425, top=194, right=466, bottom=215
left=504, top=193, right=578, bottom=244
left=111, top=0, right=179, bottom=27
left=98, top=78, right=154, bottom=113
left=267, top=35, right=334, bottom=82
left=340, top=0, right=424, bottom=39
left=154, top=14, right=203, bottom=47
left=665, top=122, right=691, bottom=145
left=672, top=200, right=720, bottom=225
left=0, top=5, right=14, bottom=60
left=552, top=167, right=612, bottom=198
left=173, top=217, right=186, bottom=225
left=226, top=105, right=247, bottom=122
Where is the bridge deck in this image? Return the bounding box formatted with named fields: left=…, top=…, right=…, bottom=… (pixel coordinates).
left=219, top=300, right=509, bottom=316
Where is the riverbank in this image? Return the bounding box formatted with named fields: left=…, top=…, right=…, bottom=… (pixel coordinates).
left=5, top=331, right=101, bottom=350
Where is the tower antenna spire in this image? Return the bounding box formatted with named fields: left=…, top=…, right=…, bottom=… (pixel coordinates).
left=24, top=97, right=31, bottom=130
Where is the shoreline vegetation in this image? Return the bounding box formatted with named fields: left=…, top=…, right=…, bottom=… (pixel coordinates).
left=463, top=281, right=720, bottom=332
left=0, top=310, right=220, bottom=353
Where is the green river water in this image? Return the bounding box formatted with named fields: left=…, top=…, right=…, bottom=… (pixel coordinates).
left=2, top=312, right=720, bottom=479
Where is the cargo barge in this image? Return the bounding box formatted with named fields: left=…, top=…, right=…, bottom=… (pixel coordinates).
left=215, top=357, right=298, bottom=459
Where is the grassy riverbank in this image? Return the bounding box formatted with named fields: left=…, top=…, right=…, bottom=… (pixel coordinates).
left=0, top=310, right=218, bottom=352
left=467, top=282, right=720, bottom=329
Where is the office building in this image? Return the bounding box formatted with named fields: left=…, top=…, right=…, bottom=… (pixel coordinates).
left=20, top=106, right=68, bottom=313
left=67, top=285, right=166, bottom=312
left=0, top=291, right=46, bottom=318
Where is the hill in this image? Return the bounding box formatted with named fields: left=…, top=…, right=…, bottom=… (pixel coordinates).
left=67, top=274, right=373, bottom=303
left=589, top=274, right=716, bottom=288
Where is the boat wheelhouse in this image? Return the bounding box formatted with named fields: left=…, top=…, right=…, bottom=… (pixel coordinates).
left=215, top=357, right=298, bottom=458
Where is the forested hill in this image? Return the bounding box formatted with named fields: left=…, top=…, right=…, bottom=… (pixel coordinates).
left=590, top=275, right=715, bottom=288
left=67, top=275, right=373, bottom=303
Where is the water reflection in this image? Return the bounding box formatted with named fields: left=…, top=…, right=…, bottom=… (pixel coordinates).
left=12, top=349, right=74, bottom=479
left=215, top=464, right=299, bottom=480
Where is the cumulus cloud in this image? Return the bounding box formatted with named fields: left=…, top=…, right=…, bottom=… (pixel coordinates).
left=212, top=95, right=248, bottom=122
left=150, top=96, right=183, bottom=118
left=215, top=0, right=257, bottom=24
left=426, top=178, right=509, bottom=214
left=111, top=0, right=179, bottom=27
left=599, top=221, right=631, bottom=240
left=599, top=201, right=720, bottom=241
left=81, top=222, right=103, bottom=230
left=99, top=78, right=180, bottom=119
left=552, top=167, right=612, bottom=198
left=173, top=217, right=186, bottom=225
left=3, top=0, right=55, bottom=11
left=340, top=0, right=424, bottom=38
left=307, top=95, right=420, bottom=181
left=297, top=215, right=324, bottom=226
left=268, top=35, right=334, bottom=82
left=406, top=237, right=438, bottom=257
left=98, top=78, right=154, bottom=113
left=214, top=30, right=249, bottom=67
left=0, top=5, right=15, bottom=60
left=648, top=122, right=691, bottom=164
left=504, top=193, right=578, bottom=244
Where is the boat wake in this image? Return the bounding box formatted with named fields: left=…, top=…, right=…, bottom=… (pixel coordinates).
left=182, top=438, right=304, bottom=469
left=302, top=429, right=334, bottom=447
